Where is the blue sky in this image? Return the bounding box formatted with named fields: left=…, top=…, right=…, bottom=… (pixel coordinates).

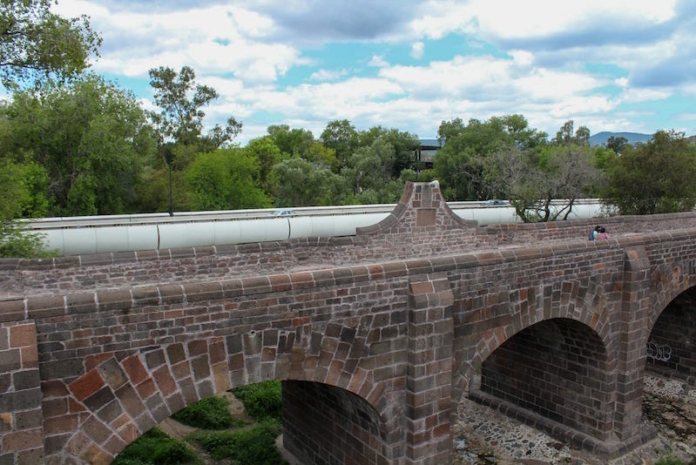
left=54, top=0, right=696, bottom=145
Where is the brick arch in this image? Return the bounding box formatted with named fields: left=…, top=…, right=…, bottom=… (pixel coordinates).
left=647, top=260, right=696, bottom=335
left=454, top=275, right=615, bottom=398
left=42, top=324, right=402, bottom=465
left=644, top=261, right=696, bottom=381
left=478, top=318, right=613, bottom=440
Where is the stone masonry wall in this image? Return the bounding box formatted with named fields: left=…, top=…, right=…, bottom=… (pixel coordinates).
left=6, top=184, right=696, bottom=299
left=0, top=321, right=44, bottom=465
left=282, top=380, right=390, bottom=465
left=646, top=287, right=696, bottom=380
left=481, top=319, right=613, bottom=440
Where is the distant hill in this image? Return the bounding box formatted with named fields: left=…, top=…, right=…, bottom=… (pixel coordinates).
left=589, top=132, right=653, bottom=147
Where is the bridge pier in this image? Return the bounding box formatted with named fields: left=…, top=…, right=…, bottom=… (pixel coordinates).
left=405, top=273, right=454, bottom=464
left=614, top=248, right=654, bottom=444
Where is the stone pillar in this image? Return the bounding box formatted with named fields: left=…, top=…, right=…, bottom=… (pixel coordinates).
left=406, top=273, right=454, bottom=464
left=0, top=321, right=45, bottom=465
left=614, top=247, right=652, bottom=441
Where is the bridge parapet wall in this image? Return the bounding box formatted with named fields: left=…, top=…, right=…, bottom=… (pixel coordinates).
left=6, top=187, right=696, bottom=299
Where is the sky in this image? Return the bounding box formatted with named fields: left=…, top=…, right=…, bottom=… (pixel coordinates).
left=53, top=0, right=696, bottom=145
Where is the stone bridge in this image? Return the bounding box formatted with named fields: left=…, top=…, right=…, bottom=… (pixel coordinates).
left=2, top=181, right=696, bottom=464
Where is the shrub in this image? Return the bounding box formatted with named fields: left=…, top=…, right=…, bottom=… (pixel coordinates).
left=113, top=427, right=199, bottom=465
left=192, top=419, right=285, bottom=464
left=172, top=395, right=246, bottom=430
left=656, top=455, right=684, bottom=465
left=231, top=380, right=282, bottom=421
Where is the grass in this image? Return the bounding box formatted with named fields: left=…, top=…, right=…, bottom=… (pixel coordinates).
left=231, top=379, right=282, bottom=421
left=191, top=419, right=286, bottom=464
left=115, top=381, right=285, bottom=465
left=112, top=427, right=200, bottom=465
left=171, top=395, right=246, bottom=430
left=656, top=455, right=684, bottom=465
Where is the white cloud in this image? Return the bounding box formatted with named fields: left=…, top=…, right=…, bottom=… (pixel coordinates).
left=310, top=69, right=347, bottom=81
left=620, top=88, right=673, bottom=103
left=411, top=42, right=424, bottom=59
left=368, top=55, right=389, bottom=68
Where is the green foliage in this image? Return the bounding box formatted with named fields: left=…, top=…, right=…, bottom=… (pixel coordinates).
left=191, top=419, right=285, bottom=465
left=0, top=0, right=101, bottom=89
left=183, top=149, right=272, bottom=211
left=343, top=137, right=395, bottom=195
left=603, top=130, right=696, bottom=215
left=655, top=455, right=684, bottom=465
left=434, top=114, right=547, bottom=201
left=245, top=136, right=285, bottom=193
left=0, top=74, right=156, bottom=216
left=0, top=159, right=54, bottom=257
left=485, top=122, right=601, bottom=222
left=0, top=221, right=55, bottom=258
left=172, top=396, right=246, bottom=430
left=231, top=380, right=282, bottom=422
left=113, top=427, right=199, bottom=465
left=272, top=157, right=347, bottom=207
left=320, top=119, right=359, bottom=171
left=267, top=124, right=314, bottom=158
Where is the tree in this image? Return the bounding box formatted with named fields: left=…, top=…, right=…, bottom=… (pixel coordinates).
left=434, top=115, right=547, bottom=201
left=184, top=149, right=271, bottom=211
left=272, top=158, right=346, bottom=207
left=485, top=121, right=600, bottom=222
left=0, top=0, right=101, bottom=88
left=359, top=126, right=420, bottom=177
left=602, top=130, right=696, bottom=215
left=267, top=124, right=314, bottom=157
left=343, top=137, right=395, bottom=197
left=606, top=136, right=628, bottom=154
left=0, top=74, right=156, bottom=216
left=0, top=159, right=53, bottom=257
left=319, top=119, right=359, bottom=172
left=489, top=143, right=601, bottom=222
left=244, top=136, right=284, bottom=194
left=148, top=65, right=241, bottom=149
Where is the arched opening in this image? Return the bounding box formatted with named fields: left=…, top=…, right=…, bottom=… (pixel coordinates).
left=282, top=380, right=388, bottom=464
left=477, top=318, right=612, bottom=441
left=647, top=286, right=696, bottom=380
left=112, top=379, right=389, bottom=465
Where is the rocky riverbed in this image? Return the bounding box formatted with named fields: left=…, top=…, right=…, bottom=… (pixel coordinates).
left=452, top=374, right=696, bottom=465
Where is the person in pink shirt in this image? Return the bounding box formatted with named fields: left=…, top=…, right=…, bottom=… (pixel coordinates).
left=596, top=226, right=609, bottom=240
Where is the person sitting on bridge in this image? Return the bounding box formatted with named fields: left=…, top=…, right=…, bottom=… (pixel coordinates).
left=596, top=226, right=609, bottom=240
left=589, top=225, right=601, bottom=241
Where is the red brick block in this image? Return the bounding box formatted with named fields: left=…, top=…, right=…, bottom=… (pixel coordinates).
left=9, top=324, right=35, bottom=349
left=69, top=370, right=105, bottom=401
left=121, top=355, right=149, bottom=386
left=41, top=381, right=68, bottom=402
left=85, top=353, right=115, bottom=372
left=152, top=366, right=177, bottom=396
left=20, top=345, right=38, bottom=369
left=2, top=427, right=43, bottom=452
left=44, top=414, right=79, bottom=435
left=136, top=378, right=157, bottom=399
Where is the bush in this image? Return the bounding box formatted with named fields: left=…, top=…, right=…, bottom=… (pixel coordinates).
left=656, top=455, right=684, bottom=465
left=113, top=427, right=199, bottom=465
left=172, top=395, right=246, bottom=430
left=231, top=380, right=282, bottom=421
left=192, top=419, right=285, bottom=464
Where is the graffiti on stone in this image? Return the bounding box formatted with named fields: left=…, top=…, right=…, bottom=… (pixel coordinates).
left=647, top=340, right=672, bottom=362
